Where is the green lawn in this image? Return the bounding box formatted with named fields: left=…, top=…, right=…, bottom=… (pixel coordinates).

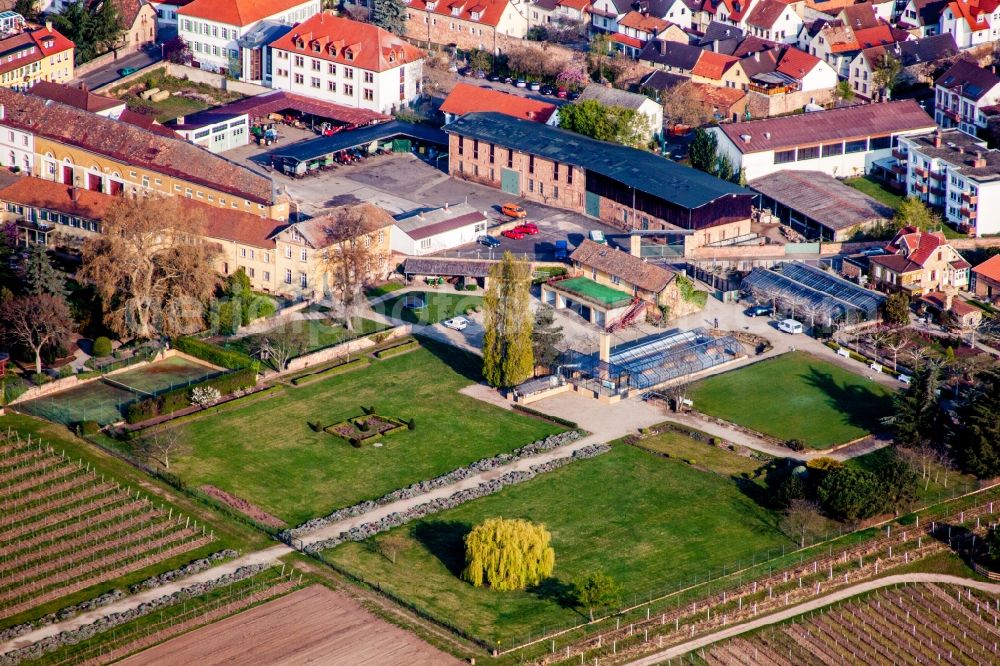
left=689, top=352, right=895, bottom=449
left=634, top=428, right=769, bottom=478
left=222, top=317, right=388, bottom=360
left=167, top=344, right=559, bottom=525
left=324, top=444, right=792, bottom=643
left=376, top=291, right=483, bottom=325
left=365, top=281, right=406, bottom=299
left=844, top=176, right=903, bottom=210
left=556, top=277, right=633, bottom=307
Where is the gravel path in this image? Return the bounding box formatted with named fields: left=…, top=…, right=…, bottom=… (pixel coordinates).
left=625, top=574, right=1000, bottom=666
left=0, top=545, right=292, bottom=655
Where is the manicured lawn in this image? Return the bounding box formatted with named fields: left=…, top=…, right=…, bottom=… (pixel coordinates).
left=324, top=444, right=792, bottom=643
left=376, top=290, right=483, bottom=325
left=222, top=317, right=388, bottom=360
left=167, top=344, right=559, bottom=525
left=635, top=428, right=769, bottom=478
left=688, top=352, right=895, bottom=449
left=365, top=281, right=406, bottom=299
left=844, top=176, right=903, bottom=210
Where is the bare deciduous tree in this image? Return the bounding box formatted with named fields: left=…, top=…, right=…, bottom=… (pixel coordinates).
left=375, top=533, right=410, bottom=564
left=138, top=428, right=188, bottom=470
left=883, top=335, right=910, bottom=372
left=780, top=499, right=826, bottom=548
left=79, top=195, right=220, bottom=340
left=323, top=206, right=389, bottom=331
left=661, top=81, right=713, bottom=128
left=0, top=294, right=73, bottom=374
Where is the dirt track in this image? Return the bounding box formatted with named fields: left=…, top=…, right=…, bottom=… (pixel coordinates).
left=115, top=584, right=463, bottom=666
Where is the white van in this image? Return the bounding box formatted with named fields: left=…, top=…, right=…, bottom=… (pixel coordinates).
left=778, top=319, right=803, bottom=334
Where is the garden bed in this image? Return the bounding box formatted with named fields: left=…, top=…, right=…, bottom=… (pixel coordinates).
left=323, top=414, right=408, bottom=446
left=199, top=485, right=286, bottom=528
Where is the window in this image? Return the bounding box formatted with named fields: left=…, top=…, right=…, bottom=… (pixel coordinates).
left=328, top=81, right=336, bottom=92
left=311, top=59, right=320, bottom=71
left=364, top=71, right=374, bottom=83
left=311, top=77, right=320, bottom=88
left=363, top=88, right=373, bottom=101
left=611, top=275, right=621, bottom=285
left=299, top=272, right=308, bottom=288
left=567, top=167, right=573, bottom=184
left=294, top=55, right=304, bottom=67
left=821, top=142, right=843, bottom=157
left=263, top=271, right=270, bottom=282
left=294, top=73, right=304, bottom=84
left=284, top=246, right=292, bottom=259
left=458, top=136, right=463, bottom=156
left=473, top=139, right=479, bottom=159
left=507, top=149, right=513, bottom=168
left=247, top=267, right=255, bottom=278
left=489, top=143, right=494, bottom=163
left=344, top=84, right=353, bottom=95
left=553, top=161, right=559, bottom=179
left=300, top=248, right=307, bottom=262
left=796, top=145, right=820, bottom=160
left=420, top=238, right=432, bottom=249
left=284, top=269, right=292, bottom=284
left=528, top=179, right=534, bottom=192
left=328, top=63, right=336, bottom=75
left=869, top=136, right=891, bottom=150
left=554, top=185, right=559, bottom=199
left=344, top=67, right=354, bottom=78
left=845, top=139, right=868, bottom=153
left=774, top=149, right=795, bottom=164
left=528, top=155, right=535, bottom=174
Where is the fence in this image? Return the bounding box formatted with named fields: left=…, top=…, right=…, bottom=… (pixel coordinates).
left=9, top=346, right=162, bottom=406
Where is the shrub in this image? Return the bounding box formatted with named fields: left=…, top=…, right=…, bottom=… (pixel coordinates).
left=290, top=358, right=369, bottom=385
left=374, top=340, right=419, bottom=359
left=77, top=420, right=100, bottom=436
left=173, top=336, right=258, bottom=371
left=215, top=301, right=242, bottom=335
left=462, top=518, right=555, bottom=591
left=92, top=336, right=113, bottom=358
left=124, top=368, right=257, bottom=423
left=349, top=438, right=361, bottom=448
left=475, top=305, right=483, bottom=313
left=308, top=421, right=321, bottom=432
left=786, top=439, right=805, bottom=452
left=190, top=385, right=221, bottom=408
left=371, top=331, right=390, bottom=345
left=58, top=364, right=75, bottom=378
left=357, top=418, right=370, bottom=432
left=407, top=418, right=416, bottom=430
left=685, top=459, right=697, bottom=465
left=465, top=284, right=478, bottom=291
left=361, top=405, right=375, bottom=415
left=31, top=373, right=49, bottom=385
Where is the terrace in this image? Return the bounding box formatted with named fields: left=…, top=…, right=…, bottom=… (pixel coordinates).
left=550, top=277, right=634, bottom=309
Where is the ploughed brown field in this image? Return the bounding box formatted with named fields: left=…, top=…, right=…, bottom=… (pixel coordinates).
left=116, top=584, right=462, bottom=666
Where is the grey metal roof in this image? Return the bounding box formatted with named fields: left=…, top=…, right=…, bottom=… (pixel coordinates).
left=577, top=84, right=656, bottom=111
left=749, top=170, right=893, bottom=231
left=402, top=256, right=494, bottom=278
left=270, top=120, right=447, bottom=164
left=394, top=202, right=486, bottom=239
left=446, top=112, right=753, bottom=210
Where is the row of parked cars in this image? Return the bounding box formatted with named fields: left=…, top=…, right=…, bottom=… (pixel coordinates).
left=463, top=68, right=580, bottom=99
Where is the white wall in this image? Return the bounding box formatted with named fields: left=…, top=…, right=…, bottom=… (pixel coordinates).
left=800, top=60, right=838, bottom=92
left=391, top=220, right=488, bottom=255
left=0, top=126, right=34, bottom=173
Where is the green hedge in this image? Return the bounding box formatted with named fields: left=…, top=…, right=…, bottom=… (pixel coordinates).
left=121, top=386, right=284, bottom=438
left=511, top=403, right=578, bottom=429
left=373, top=340, right=419, bottom=359
left=92, top=336, right=112, bottom=357
left=173, top=336, right=258, bottom=370
left=291, top=358, right=370, bottom=386
left=124, top=368, right=257, bottom=424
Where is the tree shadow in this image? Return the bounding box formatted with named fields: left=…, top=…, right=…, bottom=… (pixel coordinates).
left=412, top=520, right=472, bottom=578
left=414, top=334, right=484, bottom=384
left=799, top=367, right=894, bottom=433
left=529, top=577, right=579, bottom=611
left=734, top=457, right=803, bottom=510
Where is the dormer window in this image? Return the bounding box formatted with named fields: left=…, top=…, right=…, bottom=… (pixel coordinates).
left=295, top=38, right=304, bottom=48
left=345, top=49, right=354, bottom=61
left=471, top=10, right=480, bottom=19
left=388, top=52, right=396, bottom=62
left=312, top=41, right=320, bottom=51
left=451, top=5, right=460, bottom=14
left=427, top=1, right=437, bottom=9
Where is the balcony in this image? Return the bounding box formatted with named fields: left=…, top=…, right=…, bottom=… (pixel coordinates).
left=961, top=208, right=977, bottom=219
left=913, top=166, right=928, bottom=178
left=963, top=192, right=978, bottom=205
left=930, top=186, right=945, bottom=197
left=944, top=108, right=960, bottom=121
left=892, top=148, right=908, bottom=161
left=930, top=170, right=945, bottom=181
left=891, top=163, right=908, bottom=176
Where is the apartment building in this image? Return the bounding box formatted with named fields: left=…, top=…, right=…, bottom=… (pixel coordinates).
left=269, top=12, right=424, bottom=115
left=0, top=23, right=74, bottom=90
left=897, top=128, right=1000, bottom=237
left=934, top=59, right=1000, bottom=136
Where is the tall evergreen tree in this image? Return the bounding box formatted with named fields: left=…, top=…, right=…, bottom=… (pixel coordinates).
left=953, top=369, right=1000, bottom=478
left=21, top=245, right=67, bottom=298
left=891, top=364, right=944, bottom=448
left=689, top=128, right=718, bottom=174
left=531, top=305, right=563, bottom=370
left=370, top=0, right=407, bottom=35
left=482, top=252, right=534, bottom=388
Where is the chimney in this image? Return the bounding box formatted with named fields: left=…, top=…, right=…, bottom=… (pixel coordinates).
left=973, top=150, right=986, bottom=168
left=45, top=20, right=52, bottom=32
left=933, top=129, right=942, bottom=148
left=958, top=146, right=964, bottom=154
left=599, top=331, right=611, bottom=364
left=443, top=202, right=449, bottom=211
left=417, top=210, right=425, bottom=220
left=754, top=51, right=760, bottom=61
left=629, top=232, right=642, bottom=257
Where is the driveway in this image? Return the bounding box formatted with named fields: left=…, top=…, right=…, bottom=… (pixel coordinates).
left=74, top=48, right=162, bottom=90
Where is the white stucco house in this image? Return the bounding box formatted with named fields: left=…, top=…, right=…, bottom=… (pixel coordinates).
left=391, top=203, right=488, bottom=256
left=178, top=0, right=320, bottom=75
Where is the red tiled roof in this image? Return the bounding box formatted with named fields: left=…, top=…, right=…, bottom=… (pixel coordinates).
left=270, top=12, right=424, bottom=73
left=196, top=89, right=390, bottom=126
left=618, top=10, right=669, bottom=32
left=851, top=24, right=895, bottom=49
left=888, top=227, right=946, bottom=265
left=973, top=254, right=1000, bottom=283
left=691, top=50, right=738, bottom=79
left=28, top=81, right=123, bottom=114
left=746, top=0, right=793, bottom=30
left=88, top=0, right=145, bottom=27
left=717, top=99, right=935, bottom=153
left=178, top=0, right=310, bottom=26
left=610, top=32, right=644, bottom=48
left=945, top=0, right=997, bottom=31
left=558, top=0, right=591, bottom=10
left=570, top=239, right=675, bottom=292
left=440, top=82, right=557, bottom=123
left=775, top=46, right=822, bottom=79
left=0, top=33, right=45, bottom=78
left=0, top=88, right=274, bottom=205
left=690, top=82, right=746, bottom=109
left=0, top=176, right=114, bottom=220
left=201, top=206, right=286, bottom=248
left=117, top=109, right=184, bottom=139
left=29, top=25, right=74, bottom=59
left=870, top=252, right=921, bottom=274
left=406, top=0, right=512, bottom=28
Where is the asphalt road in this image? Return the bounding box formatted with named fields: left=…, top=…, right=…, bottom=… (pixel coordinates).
left=72, top=48, right=162, bottom=90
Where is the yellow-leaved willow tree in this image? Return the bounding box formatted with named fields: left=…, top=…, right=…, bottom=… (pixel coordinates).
left=461, top=517, right=555, bottom=591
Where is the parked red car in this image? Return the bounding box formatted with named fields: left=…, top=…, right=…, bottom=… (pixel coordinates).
left=502, top=229, right=526, bottom=240
left=515, top=222, right=539, bottom=235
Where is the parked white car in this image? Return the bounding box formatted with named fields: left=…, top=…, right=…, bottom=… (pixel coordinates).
left=777, top=319, right=803, bottom=334
left=443, top=316, right=469, bottom=331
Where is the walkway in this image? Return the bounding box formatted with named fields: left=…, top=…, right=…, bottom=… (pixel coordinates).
left=626, top=574, right=1000, bottom=665
left=296, top=392, right=666, bottom=548
left=0, top=544, right=292, bottom=654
